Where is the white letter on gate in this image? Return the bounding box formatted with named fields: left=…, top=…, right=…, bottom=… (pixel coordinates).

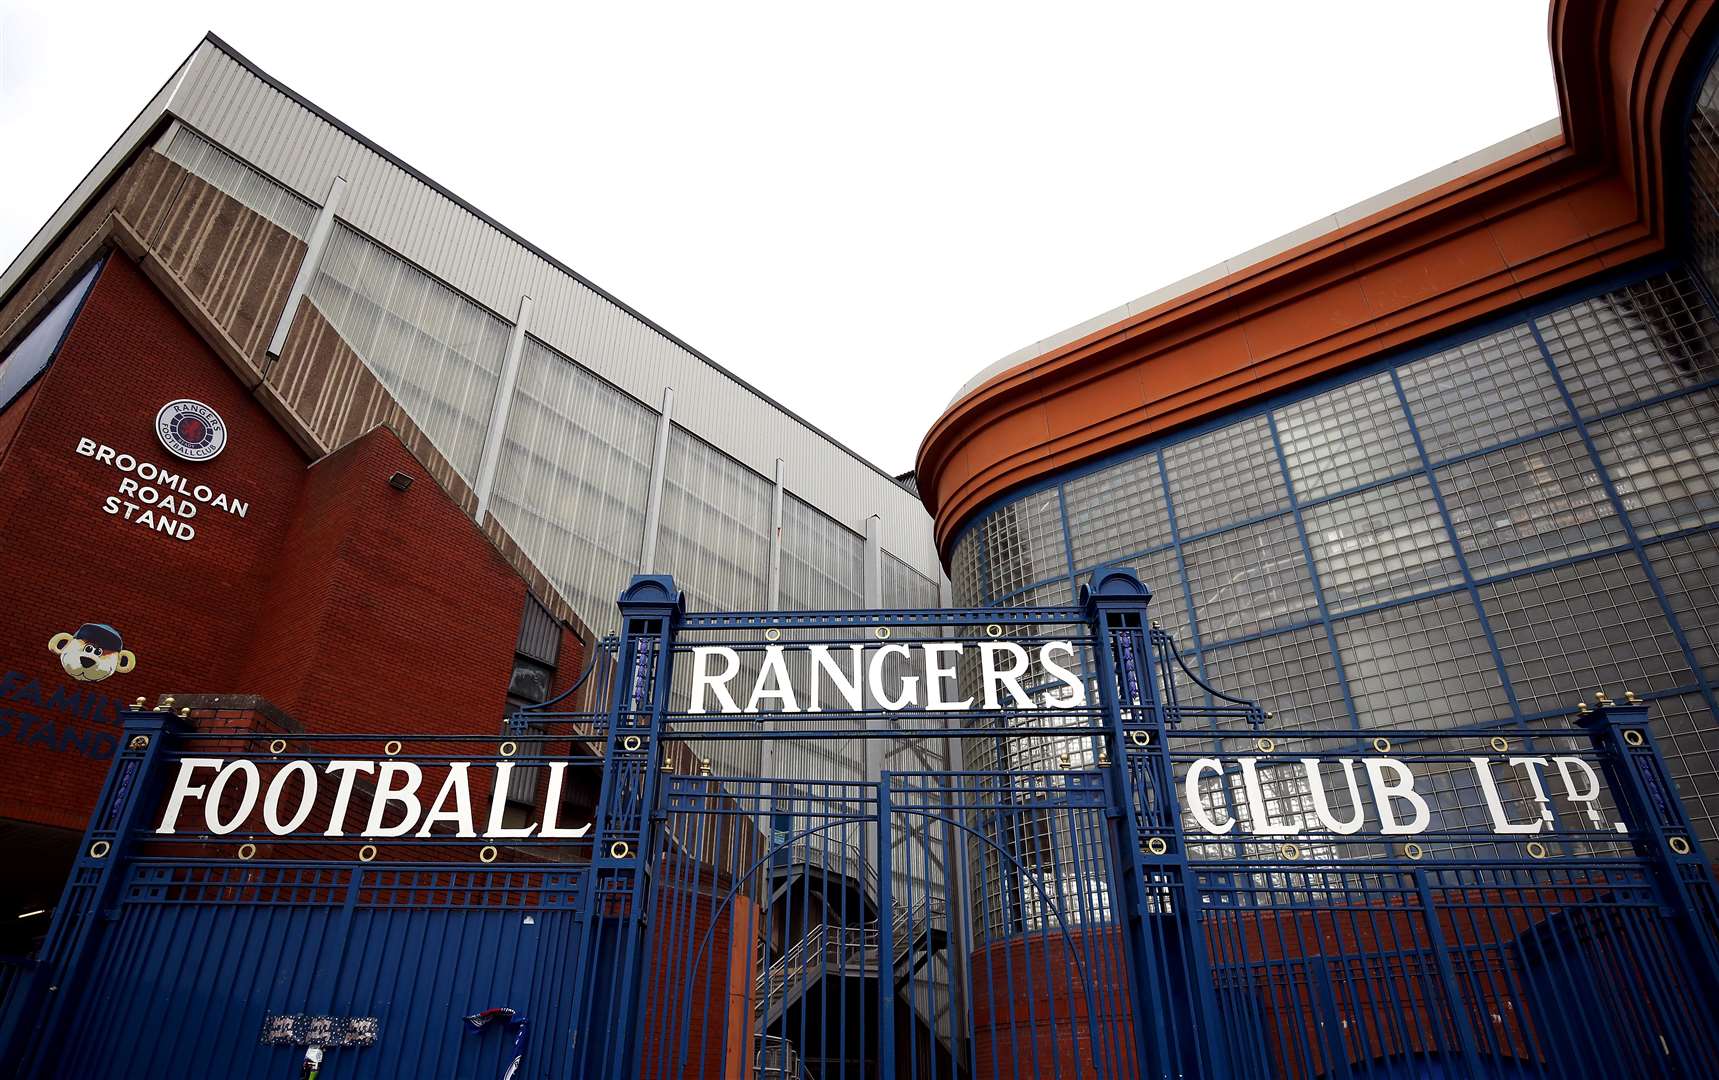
left=323, top=761, right=375, bottom=836
left=156, top=757, right=222, bottom=834
left=1186, top=758, right=1234, bottom=834
left=485, top=764, right=537, bottom=838
left=1470, top=757, right=1548, bottom=835
left=1363, top=758, right=1431, bottom=835
left=869, top=643, right=919, bottom=710
left=690, top=647, right=741, bottom=714
left=263, top=761, right=318, bottom=835
left=540, top=763, right=592, bottom=839
left=979, top=643, right=1032, bottom=709
left=364, top=762, right=424, bottom=838
left=746, top=645, right=800, bottom=713
left=205, top=760, right=261, bottom=835
left=1302, top=758, right=1366, bottom=835
left=922, top=643, right=974, bottom=711
left=417, top=763, right=477, bottom=837
left=1039, top=642, right=1087, bottom=707
left=1554, top=756, right=1608, bottom=828
left=808, top=645, right=865, bottom=711
left=1238, top=757, right=1302, bottom=836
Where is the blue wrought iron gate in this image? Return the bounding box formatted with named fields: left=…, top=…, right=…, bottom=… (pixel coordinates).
left=4, top=569, right=1718, bottom=1079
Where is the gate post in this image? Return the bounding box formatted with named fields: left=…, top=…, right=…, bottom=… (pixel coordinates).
left=572, top=575, right=682, bottom=1080
left=1579, top=696, right=1719, bottom=997
left=1083, top=568, right=1225, bottom=1079
left=15, top=703, right=189, bottom=1078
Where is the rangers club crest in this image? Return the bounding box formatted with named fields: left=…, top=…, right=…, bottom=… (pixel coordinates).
left=154, top=399, right=227, bottom=462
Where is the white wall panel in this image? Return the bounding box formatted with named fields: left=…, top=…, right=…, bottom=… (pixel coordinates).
left=161, top=40, right=942, bottom=578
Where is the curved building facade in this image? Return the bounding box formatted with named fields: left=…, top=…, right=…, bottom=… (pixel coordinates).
left=921, top=0, right=1719, bottom=849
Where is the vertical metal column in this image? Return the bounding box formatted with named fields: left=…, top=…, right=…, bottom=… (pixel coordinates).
left=16, top=707, right=188, bottom=1078
left=760, top=460, right=786, bottom=780
left=264, top=174, right=346, bottom=360
left=1581, top=698, right=1719, bottom=997
left=571, top=575, right=682, bottom=1080
left=863, top=514, right=884, bottom=786
left=638, top=388, right=675, bottom=572
left=1085, top=567, right=1227, bottom=1079
left=767, top=458, right=785, bottom=609
left=472, top=294, right=533, bottom=521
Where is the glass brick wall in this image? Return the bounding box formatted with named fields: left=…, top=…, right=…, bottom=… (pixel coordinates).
left=1689, top=50, right=1719, bottom=297
left=948, top=271, right=1719, bottom=847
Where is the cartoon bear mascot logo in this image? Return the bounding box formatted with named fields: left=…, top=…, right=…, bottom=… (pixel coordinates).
left=49, top=623, right=137, bottom=683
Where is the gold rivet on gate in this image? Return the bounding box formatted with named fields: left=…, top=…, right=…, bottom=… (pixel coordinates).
left=1624, top=730, right=1645, bottom=747
left=269, top=739, right=287, bottom=755
left=1057, top=753, right=1071, bottom=770
left=609, top=841, right=632, bottom=859
left=237, top=843, right=256, bottom=861
left=128, top=735, right=150, bottom=751
left=132, top=697, right=147, bottom=709
left=698, top=758, right=713, bottom=776
left=1670, top=837, right=1693, bottom=855
left=1150, top=619, right=1161, bottom=630
left=1129, top=730, right=1150, bottom=748
left=499, top=741, right=518, bottom=757
left=764, top=627, right=781, bottom=642
left=1098, top=750, right=1110, bottom=766
left=1489, top=736, right=1510, bottom=754
left=1279, top=844, right=1300, bottom=861
left=178, top=708, right=191, bottom=718
left=384, top=740, right=403, bottom=757
left=874, top=626, right=892, bottom=640
left=1372, top=737, right=1392, bottom=754
left=1526, top=841, right=1547, bottom=860
left=1403, top=843, right=1424, bottom=861
left=358, top=845, right=377, bottom=862
left=622, top=735, right=643, bottom=753
left=480, top=845, right=499, bottom=864
left=661, top=758, right=675, bottom=773
left=1595, top=691, right=1612, bottom=706
left=1624, top=690, right=1640, bottom=703
left=1256, top=738, right=1276, bottom=754
left=1576, top=701, right=1591, bottom=714
left=1147, top=837, right=1168, bottom=855
left=1265, top=712, right=1275, bottom=721
left=985, top=623, right=1004, bottom=638
left=88, top=841, right=110, bottom=860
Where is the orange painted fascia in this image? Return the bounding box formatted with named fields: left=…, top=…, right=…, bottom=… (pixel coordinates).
left=917, top=0, right=1717, bottom=562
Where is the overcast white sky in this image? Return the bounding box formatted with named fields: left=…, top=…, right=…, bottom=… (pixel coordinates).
left=1, top=3, right=1558, bottom=474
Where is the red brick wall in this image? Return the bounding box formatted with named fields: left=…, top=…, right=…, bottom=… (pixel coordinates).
left=238, top=427, right=525, bottom=736
left=0, top=255, right=304, bottom=829
left=639, top=885, right=760, bottom=1080
left=0, top=252, right=565, bottom=834
left=969, top=929, right=1137, bottom=1080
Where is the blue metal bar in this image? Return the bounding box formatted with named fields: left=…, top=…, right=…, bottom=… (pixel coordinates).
left=877, top=773, right=896, bottom=1080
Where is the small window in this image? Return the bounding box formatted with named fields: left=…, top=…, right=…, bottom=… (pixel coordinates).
left=0, top=258, right=103, bottom=414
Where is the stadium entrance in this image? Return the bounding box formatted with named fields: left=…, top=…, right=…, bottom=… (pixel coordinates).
left=3, top=570, right=1717, bottom=1079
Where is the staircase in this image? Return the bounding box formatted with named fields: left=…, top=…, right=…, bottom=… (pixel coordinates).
left=752, top=834, right=950, bottom=1078
left=754, top=900, right=947, bottom=1029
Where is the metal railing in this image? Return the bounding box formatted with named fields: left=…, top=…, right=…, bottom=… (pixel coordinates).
left=754, top=1034, right=812, bottom=1080
left=755, top=898, right=947, bottom=1017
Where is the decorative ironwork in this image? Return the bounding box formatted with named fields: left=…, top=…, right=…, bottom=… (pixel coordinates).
left=4, top=568, right=1717, bottom=1080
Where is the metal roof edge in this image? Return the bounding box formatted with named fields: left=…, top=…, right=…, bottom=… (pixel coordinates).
left=197, top=31, right=916, bottom=492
